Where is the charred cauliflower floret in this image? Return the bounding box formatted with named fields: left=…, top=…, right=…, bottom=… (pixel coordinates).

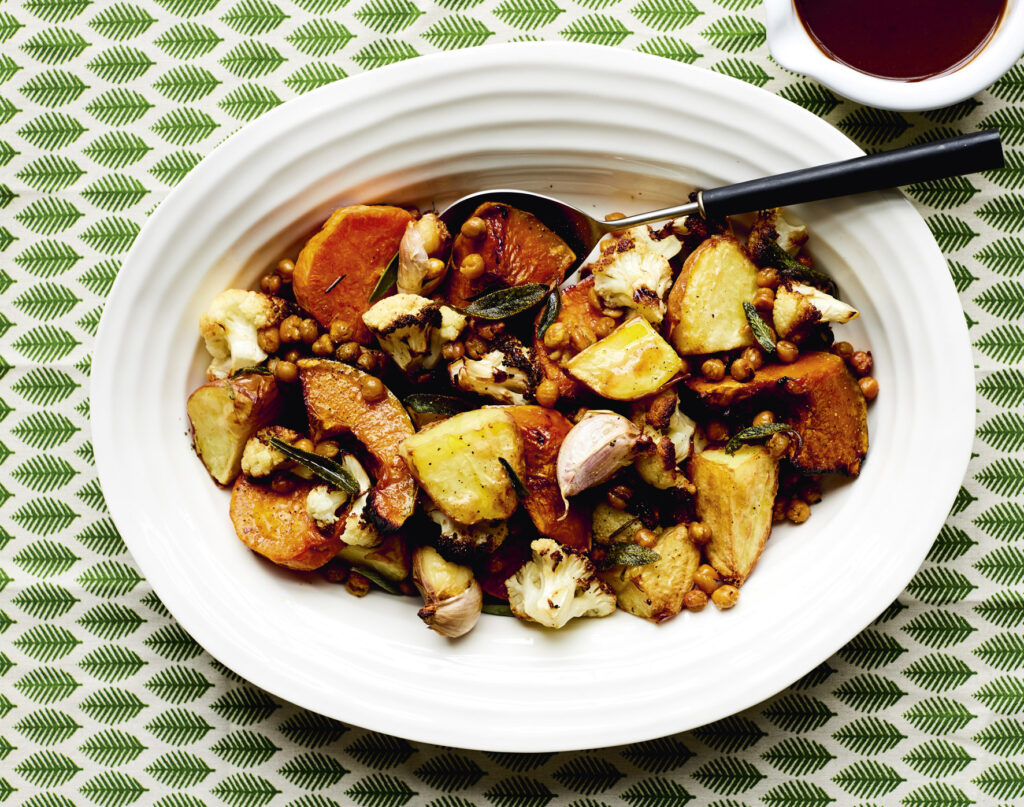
left=748, top=207, right=808, bottom=257
left=506, top=538, right=616, bottom=629
left=240, top=426, right=299, bottom=478
left=362, top=294, right=466, bottom=374
left=448, top=336, right=536, bottom=405
left=306, top=485, right=350, bottom=528
left=773, top=280, right=859, bottom=342
left=336, top=457, right=380, bottom=548
left=591, top=225, right=682, bottom=324
left=199, top=290, right=286, bottom=379
left=427, top=505, right=507, bottom=564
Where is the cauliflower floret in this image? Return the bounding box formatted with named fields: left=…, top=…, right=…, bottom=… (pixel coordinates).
left=427, top=506, right=507, bottom=563
left=750, top=207, right=808, bottom=256
left=336, top=456, right=379, bottom=548
left=362, top=294, right=466, bottom=374
left=631, top=393, right=696, bottom=490
left=506, top=538, right=616, bottom=629
left=448, top=337, right=534, bottom=404
left=306, top=485, right=351, bottom=528
left=773, top=280, right=859, bottom=341
left=199, top=289, right=284, bottom=380
left=590, top=226, right=680, bottom=324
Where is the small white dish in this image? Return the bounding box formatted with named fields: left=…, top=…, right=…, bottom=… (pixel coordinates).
left=765, top=0, right=1024, bottom=111
left=92, top=43, right=974, bottom=751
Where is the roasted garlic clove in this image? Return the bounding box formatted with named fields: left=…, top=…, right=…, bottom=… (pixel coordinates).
left=556, top=411, right=642, bottom=499
left=412, top=545, right=482, bottom=638
left=397, top=214, right=451, bottom=296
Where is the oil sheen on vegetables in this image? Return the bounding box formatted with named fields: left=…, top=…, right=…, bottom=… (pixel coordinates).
left=793, top=0, right=1006, bottom=80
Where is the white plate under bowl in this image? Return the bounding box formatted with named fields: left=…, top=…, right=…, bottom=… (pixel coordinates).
left=93, top=43, right=974, bottom=752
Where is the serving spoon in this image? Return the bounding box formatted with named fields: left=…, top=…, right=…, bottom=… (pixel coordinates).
left=435, top=130, right=1003, bottom=284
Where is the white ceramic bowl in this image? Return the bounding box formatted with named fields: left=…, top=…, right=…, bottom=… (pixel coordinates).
left=93, top=43, right=974, bottom=751
left=765, top=0, right=1024, bottom=111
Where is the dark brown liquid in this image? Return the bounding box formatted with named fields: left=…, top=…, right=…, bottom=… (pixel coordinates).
left=794, top=0, right=1006, bottom=80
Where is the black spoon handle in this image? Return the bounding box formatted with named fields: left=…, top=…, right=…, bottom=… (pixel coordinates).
left=699, top=130, right=1004, bottom=219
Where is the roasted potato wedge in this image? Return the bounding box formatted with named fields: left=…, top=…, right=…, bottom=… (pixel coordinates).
left=445, top=202, right=576, bottom=308
left=567, top=315, right=683, bottom=400
left=686, top=351, right=868, bottom=475
left=507, top=405, right=589, bottom=552
left=591, top=503, right=643, bottom=544
left=336, top=533, right=410, bottom=581
left=187, top=372, right=282, bottom=486
left=399, top=408, right=526, bottom=524
left=533, top=276, right=608, bottom=401
left=666, top=235, right=758, bottom=355
left=293, top=205, right=413, bottom=343
left=298, top=358, right=417, bottom=530
left=691, top=446, right=779, bottom=584
left=600, top=524, right=699, bottom=622
left=230, top=476, right=341, bottom=570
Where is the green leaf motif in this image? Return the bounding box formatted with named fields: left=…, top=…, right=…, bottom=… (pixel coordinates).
left=146, top=751, right=215, bottom=788
left=777, top=81, right=841, bottom=116
left=991, top=63, right=1024, bottom=103
left=17, top=154, right=85, bottom=193
left=79, top=645, right=147, bottom=683
left=78, top=305, right=104, bottom=336
left=151, top=107, right=218, bottom=146
left=12, top=580, right=79, bottom=618
left=0, top=98, right=19, bottom=127
left=973, top=761, right=1024, bottom=800
left=978, top=368, right=1024, bottom=408
left=760, top=737, right=834, bottom=776
left=86, top=88, right=153, bottom=126
left=975, top=457, right=1024, bottom=497
left=975, top=324, right=1024, bottom=364
left=12, top=535, right=78, bottom=571
left=81, top=217, right=141, bottom=254
left=836, top=107, right=911, bottom=146
left=902, top=782, right=973, bottom=807
left=219, top=84, right=283, bottom=121
left=82, top=174, right=149, bottom=212
left=832, top=716, right=906, bottom=756
left=344, top=734, right=415, bottom=771
left=145, top=708, right=214, bottom=745
left=906, top=176, right=980, bottom=209
left=0, top=11, right=25, bottom=43
left=415, top=753, right=485, bottom=790
left=987, top=148, right=1024, bottom=190
left=12, top=496, right=79, bottom=535
left=761, top=781, right=834, bottom=807
left=22, top=795, right=80, bottom=807
left=0, top=227, right=15, bottom=253
left=294, top=0, right=348, bottom=9
left=976, top=589, right=1024, bottom=628
left=700, top=13, right=763, bottom=53
left=212, top=688, right=281, bottom=726
left=837, top=629, right=908, bottom=668
left=619, top=737, right=693, bottom=773
left=975, top=632, right=1024, bottom=672
left=86, top=44, right=155, bottom=83
left=15, top=708, right=81, bottom=745
left=903, top=696, right=975, bottom=734
left=631, top=0, right=701, bottom=30
left=974, top=718, right=1024, bottom=756
left=77, top=560, right=142, bottom=598
left=77, top=517, right=125, bottom=556
left=279, top=711, right=348, bottom=748
left=220, top=40, right=286, bottom=78
left=80, top=688, right=147, bottom=726
left=14, top=282, right=81, bottom=321
left=89, top=2, right=157, bottom=39
left=145, top=665, right=214, bottom=704
left=154, top=22, right=223, bottom=59
left=284, top=63, right=347, bottom=93
left=711, top=57, right=770, bottom=86
left=80, top=259, right=122, bottom=295
left=903, top=652, right=976, bottom=693
left=80, top=729, right=146, bottom=767
left=926, top=213, right=979, bottom=251
left=926, top=525, right=976, bottom=564
left=76, top=602, right=144, bottom=641
left=974, top=545, right=1024, bottom=586
left=144, top=622, right=203, bottom=662
left=16, top=198, right=85, bottom=236
left=14, top=667, right=81, bottom=704
left=635, top=35, right=701, bottom=62
left=154, top=0, right=219, bottom=15
left=692, top=716, right=766, bottom=754
left=78, top=770, right=147, bottom=807
left=902, top=738, right=973, bottom=778
left=278, top=751, right=349, bottom=789
left=832, top=759, right=904, bottom=799
left=356, top=0, right=425, bottom=33
left=979, top=413, right=1024, bottom=457
left=14, top=624, right=82, bottom=662
left=975, top=675, right=1024, bottom=715
left=20, top=68, right=88, bottom=107
left=423, top=15, right=495, bottom=48
left=15, top=749, right=82, bottom=788
left=833, top=673, right=907, bottom=712
left=351, top=39, right=421, bottom=69
left=153, top=64, right=220, bottom=104
left=212, top=730, right=281, bottom=767
left=977, top=194, right=1024, bottom=232
left=17, top=111, right=86, bottom=151
left=691, top=757, right=764, bottom=795
left=905, top=566, right=977, bottom=606
left=221, top=0, right=288, bottom=34
left=83, top=131, right=152, bottom=169
left=24, top=0, right=91, bottom=23
left=210, top=773, right=282, bottom=807
left=484, top=776, right=556, bottom=807
left=21, top=28, right=90, bottom=65
left=494, top=0, right=563, bottom=29
left=762, top=694, right=835, bottom=733
left=0, top=53, right=21, bottom=84
left=947, top=259, right=978, bottom=291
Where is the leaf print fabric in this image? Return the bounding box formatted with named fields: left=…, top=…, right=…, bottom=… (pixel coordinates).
left=1, top=0, right=1023, bottom=804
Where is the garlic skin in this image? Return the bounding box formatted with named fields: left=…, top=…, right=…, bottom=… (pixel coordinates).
left=397, top=214, right=451, bottom=296
left=556, top=411, right=642, bottom=499
left=412, top=545, right=482, bottom=638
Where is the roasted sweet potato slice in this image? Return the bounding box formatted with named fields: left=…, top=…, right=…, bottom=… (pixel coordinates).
left=230, top=476, right=341, bottom=570
left=507, top=405, right=589, bottom=552
left=298, top=358, right=417, bottom=530
left=686, top=351, right=868, bottom=475
left=446, top=202, right=576, bottom=308
left=532, top=276, right=608, bottom=401
left=293, top=205, right=413, bottom=343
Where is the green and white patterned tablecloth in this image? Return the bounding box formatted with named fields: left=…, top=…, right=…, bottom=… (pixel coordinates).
left=2, top=0, right=1024, bottom=804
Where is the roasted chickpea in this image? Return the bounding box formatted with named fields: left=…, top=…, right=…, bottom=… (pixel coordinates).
left=335, top=341, right=360, bottom=362
left=742, top=346, right=764, bottom=371
left=712, top=584, right=740, bottom=610
left=299, top=318, right=319, bottom=344
left=276, top=259, right=295, bottom=282
left=460, top=216, right=487, bottom=239
left=801, top=480, right=822, bottom=505
left=850, top=350, right=873, bottom=377
left=753, top=287, right=775, bottom=312
left=329, top=320, right=353, bottom=343
left=460, top=253, right=485, bottom=279
left=314, top=441, right=340, bottom=459
left=543, top=322, right=568, bottom=349
left=464, top=335, right=488, bottom=360
left=767, top=432, right=791, bottom=460
left=426, top=257, right=446, bottom=278
left=753, top=410, right=775, bottom=427
left=756, top=267, right=780, bottom=288
left=291, top=438, right=313, bottom=454
left=773, top=498, right=789, bottom=523
left=535, top=377, right=559, bottom=408
left=588, top=285, right=603, bottom=312
left=688, top=521, right=711, bottom=546
left=776, top=340, right=799, bottom=363
left=595, top=317, right=616, bottom=339
left=346, top=571, right=371, bottom=597
left=321, top=564, right=348, bottom=584
left=683, top=588, right=708, bottom=612
left=634, top=528, right=659, bottom=549
left=694, top=564, right=721, bottom=595
left=274, top=360, right=298, bottom=383
left=832, top=341, right=854, bottom=361
left=311, top=334, right=334, bottom=356
left=605, top=211, right=627, bottom=221
left=787, top=499, right=811, bottom=524
left=730, top=358, right=754, bottom=382
left=270, top=473, right=295, bottom=494
left=257, top=327, right=281, bottom=354
left=859, top=376, right=879, bottom=401
left=476, top=321, right=505, bottom=340
left=702, top=358, right=726, bottom=381
left=260, top=273, right=282, bottom=295
left=279, top=314, right=302, bottom=344
left=570, top=327, right=594, bottom=352
left=441, top=341, right=465, bottom=361
left=356, top=350, right=379, bottom=373
left=360, top=376, right=385, bottom=403
left=706, top=420, right=729, bottom=443
left=283, top=348, right=301, bottom=364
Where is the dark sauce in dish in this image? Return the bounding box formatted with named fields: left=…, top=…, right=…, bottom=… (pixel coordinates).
left=793, top=0, right=1006, bottom=81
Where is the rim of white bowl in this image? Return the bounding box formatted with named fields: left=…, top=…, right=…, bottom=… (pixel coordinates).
left=92, top=42, right=976, bottom=751
left=765, top=0, right=1024, bottom=111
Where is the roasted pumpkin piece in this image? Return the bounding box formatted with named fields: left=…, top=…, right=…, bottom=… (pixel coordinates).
left=686, top=351, right=868, bottom=475
left=336, top=533, right=410, bottom=582
left=445, top=202, right=576, bottom=308
left=533, top=276, right=608, bottom=401
left=187, top=372, right=282, bottom=486
left=665, top=234, right=758, bottom=355
left=567, top=315, right=683, bottom=400
left=293, top=205, right=414, bottom=343
left=298, top=358, right=417, bottom=530
left=399, top=408, right=526, bottom=524
left=691, top=446, right=779, bottom=584
left=506, top=405, right=589, bottom=552
left=475, top=538, right=531, bottom=601
left=599, top=524, right=700, bottom=623
left=230, top=476, right=341, bottom=570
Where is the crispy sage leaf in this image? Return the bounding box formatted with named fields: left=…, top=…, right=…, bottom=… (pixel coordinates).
left=597, top=542, right=660, bottom=570
left=230, top=365, right=272, bottom=377
left=482, top=603, right=514, bottom=617
left=368, top=253, right=400, bottom=303
left=743, top=301, right=776, bottom=355
left=724, top=423, right=796, bottom=455
left=535, top=290, right=561, bottom=339
left=499, top=457, right=530, bottom=500
left=463, top=283, right=548, bottom=320
left=766, top=241, right=837, bottom=296
left=352, top=565, right=404, bottom=595
left=403, top=393, right=469, bottom=415
left=267, top=436, right=360, bottom=494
